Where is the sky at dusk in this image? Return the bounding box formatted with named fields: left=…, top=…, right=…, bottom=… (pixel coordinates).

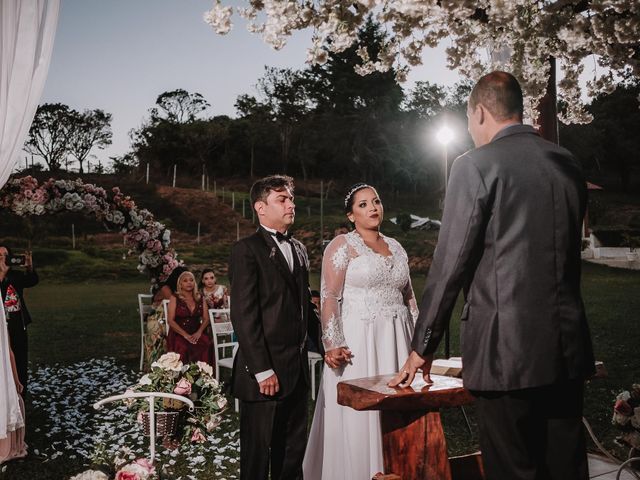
left=39, top=0, right=463, bottom=167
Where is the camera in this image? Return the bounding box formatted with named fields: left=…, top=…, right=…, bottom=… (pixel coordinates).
left=9, top=254, right=26, bottom=266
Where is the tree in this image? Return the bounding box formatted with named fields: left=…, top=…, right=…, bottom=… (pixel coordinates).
left=404, top=82, right=446, bottom=119
left=235, top=94, right=273, bottom=177
left=205, top=1, right=640, bottom=124
left=67, top=109, right=113, bottom=173
left=24, top=103, right=72, bottom=172
left=560, top=79, right=640, bottom=190
left=255, top=67, right=313, bottom=172
left=151, top=89, right=210, bottom=123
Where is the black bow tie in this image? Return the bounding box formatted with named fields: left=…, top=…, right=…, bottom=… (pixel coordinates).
left=270, top=231, right=292, bottom=243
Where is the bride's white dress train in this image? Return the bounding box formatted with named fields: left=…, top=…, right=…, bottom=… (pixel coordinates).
left=303, top=231, right=417, bottom=480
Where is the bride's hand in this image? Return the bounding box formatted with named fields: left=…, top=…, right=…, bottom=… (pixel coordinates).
left=324, top=347, right=352, bottom=369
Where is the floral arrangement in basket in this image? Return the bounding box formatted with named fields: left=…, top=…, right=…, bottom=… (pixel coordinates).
left=70, top=457, right=155, bottom=480
left=124, top=353, right=227, bottom=443
left=612, top=383, right=640, bottom=450
left=0, top=176, right=182, bottom=287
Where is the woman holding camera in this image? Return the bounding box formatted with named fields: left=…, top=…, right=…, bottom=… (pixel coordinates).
left=0, top=246, right=38, bottom=391
left=0, top=246, right=32, bottom=464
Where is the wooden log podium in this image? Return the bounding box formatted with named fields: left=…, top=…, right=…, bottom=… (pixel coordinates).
left=338, top=374, right=481, bottom=480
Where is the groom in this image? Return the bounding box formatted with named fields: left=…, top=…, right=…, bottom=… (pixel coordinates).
left=229, top=175, right=318, bottom=480
left=392, top=72, right=595, bottom=479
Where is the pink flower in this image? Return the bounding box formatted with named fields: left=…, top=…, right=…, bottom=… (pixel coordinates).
left=191, top=427, right=206, bottom=443
left=174, top=378, right=192, bottom=396
left=133, top=458, right=155, bottom=475
left=615, top=399, right=633, bottom=416
left=115, top=471, right=140, bottom=480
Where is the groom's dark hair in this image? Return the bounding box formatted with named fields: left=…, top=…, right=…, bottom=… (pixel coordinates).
left=250, top=174, right=295, bottom=205
left=469, top=71, right=523, bottom=121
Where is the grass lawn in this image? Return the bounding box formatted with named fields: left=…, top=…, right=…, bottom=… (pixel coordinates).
left=1, top=261, right=639, bottom=479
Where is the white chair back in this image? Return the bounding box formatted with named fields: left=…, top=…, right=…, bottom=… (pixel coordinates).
left=208, top=309, right=236, bottom=379
left=161, top=299, right=170, bottom=336
left=137, top=294, right=154, bottom=371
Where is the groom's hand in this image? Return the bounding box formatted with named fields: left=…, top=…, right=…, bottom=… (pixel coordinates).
left=388, top=351, right=433, bottom=388
left=258, top=373, right=280, bottom=396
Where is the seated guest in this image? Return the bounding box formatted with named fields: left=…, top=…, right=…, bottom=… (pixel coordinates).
left=200, top=268, right=229, bottom=322
left=166, top=271, right=212, bottom=364
left=142, top=284, right=172, bottom=371
left=163, top=265, right=188, bottom=294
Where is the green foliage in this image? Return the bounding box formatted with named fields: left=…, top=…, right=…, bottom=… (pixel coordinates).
left=560, top=80, right=640, bottom=191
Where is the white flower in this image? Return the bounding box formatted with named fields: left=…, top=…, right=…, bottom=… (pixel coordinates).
left=206, top=415, right=221, bottom=432
left=631, top=406, right=640, bottom=430
left=118, top=462, right=151, bottom=480
left=203, top=4, right=233, bottom=35
left=196, top=361, right=214, bottom=377
left=139, top=374, right=152, bottom=385
left=69, top=470, right=109, bottom=480
left=217, top=396, right=228, bottom=410
left=122, top=388, right=136, bottom=407
left=151, top=352, right=183, bottom=372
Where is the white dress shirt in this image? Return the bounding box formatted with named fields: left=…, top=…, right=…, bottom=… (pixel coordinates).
left=254, top=224, right=294, bottom=383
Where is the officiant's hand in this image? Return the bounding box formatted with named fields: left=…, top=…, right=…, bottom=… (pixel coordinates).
left=324, top=347, right=352, bottom=369
left=259, top=373, right=280, bottom=396
left=388, top=351, right=433, bottom=388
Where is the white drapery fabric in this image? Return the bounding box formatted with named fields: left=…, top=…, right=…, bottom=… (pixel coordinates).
left=0, top=305, right=23, bottom=439
left=0, top=0, right=60, bottom=189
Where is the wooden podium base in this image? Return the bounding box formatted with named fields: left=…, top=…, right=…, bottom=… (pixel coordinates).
left=381, top=410, right=452, bottom=479
left=338, top=374, right=484, bottom=480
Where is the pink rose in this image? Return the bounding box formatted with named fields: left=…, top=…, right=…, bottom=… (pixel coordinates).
left=615, top=399, right=633, bottom=416
left=115, top=472, right=140, bottom=480
left=191, top=427, right=206, bottom=443
left=174, top=378, right=192, bottom=396
left=133, top=458, right=155, bottom=475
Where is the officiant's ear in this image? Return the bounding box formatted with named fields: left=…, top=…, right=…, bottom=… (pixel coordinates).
left=254, top=200, right=265, bottom=217
left=476, top=103, right=487, bottom=125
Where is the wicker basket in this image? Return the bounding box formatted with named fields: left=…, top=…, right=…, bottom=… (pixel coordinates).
left=141, top=411, right=179, bottom=437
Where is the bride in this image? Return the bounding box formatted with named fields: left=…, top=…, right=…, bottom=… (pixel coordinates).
left=0, top=306, right=27, bottom=464
left=303, top=183, right=418, bottom=480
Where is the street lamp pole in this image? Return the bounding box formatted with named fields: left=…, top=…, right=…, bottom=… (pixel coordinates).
left=436, top=125, right=454, bottom=358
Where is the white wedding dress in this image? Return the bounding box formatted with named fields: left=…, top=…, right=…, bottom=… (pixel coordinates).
left=303, top=231, right=418, bottom=480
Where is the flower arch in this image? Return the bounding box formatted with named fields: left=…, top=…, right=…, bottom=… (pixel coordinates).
left=0, top=176, right=181, bottom=286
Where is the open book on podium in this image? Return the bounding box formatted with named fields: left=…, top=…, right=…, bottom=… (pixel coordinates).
left=429, top=357, right=463, bottom=378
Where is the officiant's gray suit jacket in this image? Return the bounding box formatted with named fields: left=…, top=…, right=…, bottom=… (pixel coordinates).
left=412, top=124, right=595, bottom=391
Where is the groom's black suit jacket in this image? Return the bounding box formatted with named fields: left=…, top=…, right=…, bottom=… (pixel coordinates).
left=229, top=226, right=318, bottom=401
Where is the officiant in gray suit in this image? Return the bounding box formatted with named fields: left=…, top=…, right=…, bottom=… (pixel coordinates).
left=391, top=71, right=595, bottom=480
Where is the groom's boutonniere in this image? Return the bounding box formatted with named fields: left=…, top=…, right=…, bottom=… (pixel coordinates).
left=269, top=247, right=276, bottom=259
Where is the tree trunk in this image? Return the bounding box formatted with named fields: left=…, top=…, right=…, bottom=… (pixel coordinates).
left=536, top=57, right=558, bottom=144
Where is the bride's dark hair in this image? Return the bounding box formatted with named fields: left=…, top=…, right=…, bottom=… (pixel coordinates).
left=344, top=183, right=373, bottom=214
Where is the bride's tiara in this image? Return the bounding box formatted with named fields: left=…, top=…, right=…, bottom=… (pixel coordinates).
left=344, top=184, right=370, bottom=207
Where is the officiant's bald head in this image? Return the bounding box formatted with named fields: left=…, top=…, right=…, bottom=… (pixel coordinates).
left=467, top=71, right=524, bottom=147
left=469, top=71, right=523, bottom=122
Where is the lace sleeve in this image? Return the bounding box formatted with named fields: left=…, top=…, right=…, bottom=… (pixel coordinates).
left=320, top=236, right=350, bottom=351
left=394, top=238, right=418, bottom=327
left=402, top=280, right=419, bottom=328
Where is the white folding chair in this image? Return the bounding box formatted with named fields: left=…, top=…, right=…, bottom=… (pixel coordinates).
left=137, top=294, right=154, bottom=371
left=161, top=299, right=170, bottom=335
left=209, top=308, right=239, bottom=412
left=308, top=351, right=323, bottom=400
